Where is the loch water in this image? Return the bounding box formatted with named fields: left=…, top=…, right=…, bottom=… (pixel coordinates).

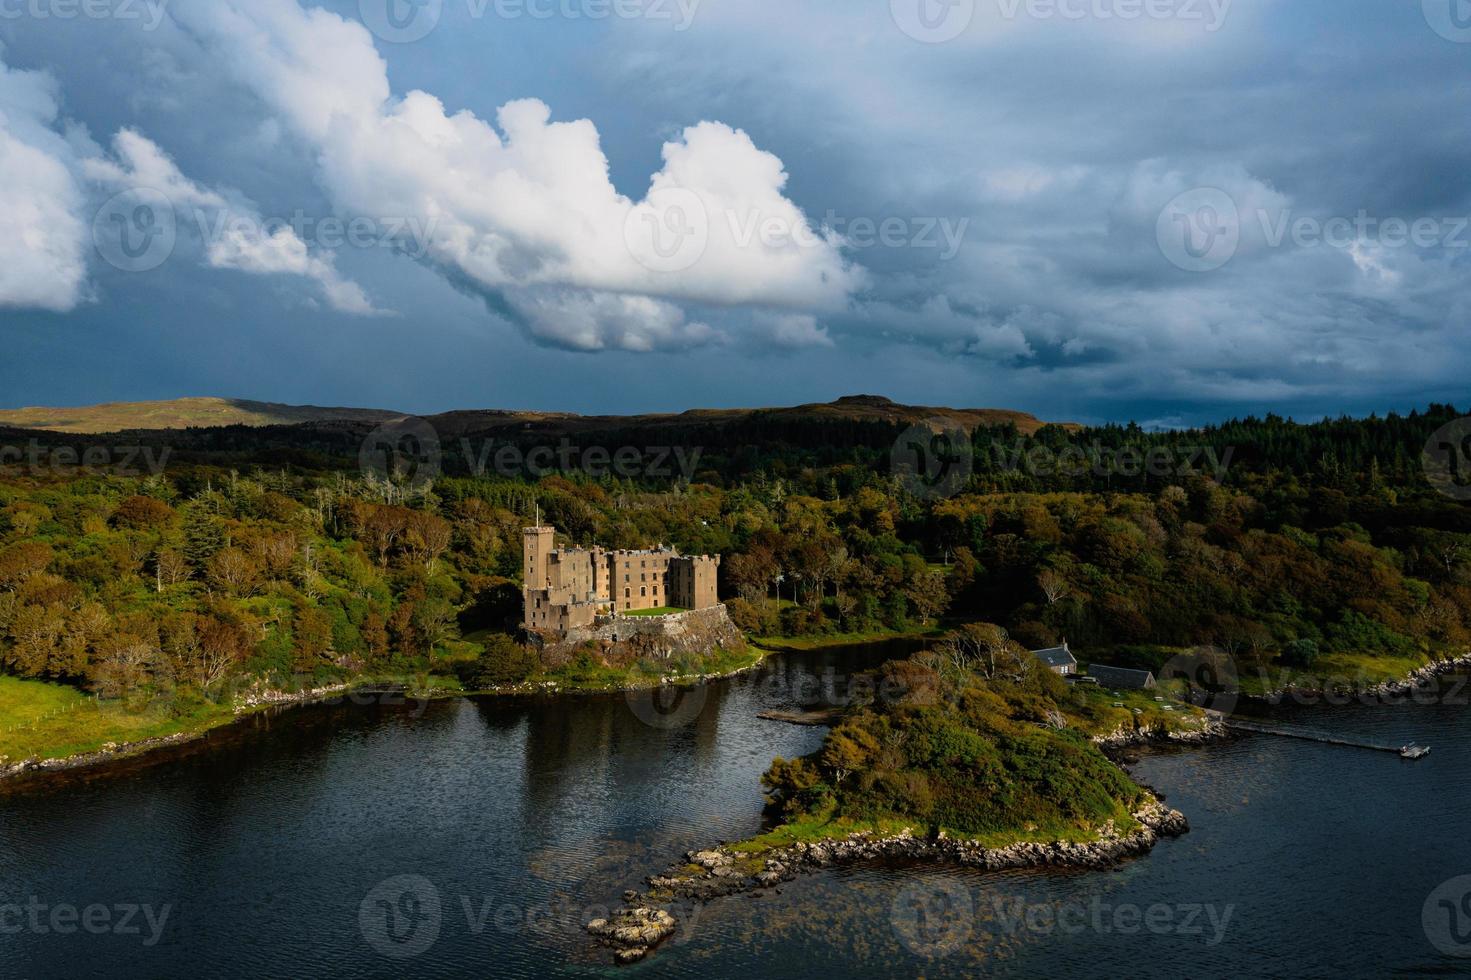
left=2, top=644, right=1469, bottom=979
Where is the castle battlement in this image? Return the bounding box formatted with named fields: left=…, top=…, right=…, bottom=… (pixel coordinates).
left=522, top=525, right=721, bottom=636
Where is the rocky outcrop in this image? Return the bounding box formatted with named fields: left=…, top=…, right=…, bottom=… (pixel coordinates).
left=536, top=605, right=744, bottom=664
left=586, top=907, right=677, bottom=963
left=588, top=798, right=1188, bottom=965
left=1092, top=718, right=1228, bottom=750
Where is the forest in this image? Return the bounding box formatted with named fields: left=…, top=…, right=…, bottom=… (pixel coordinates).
left=2, top=402, right=1470, bottom=713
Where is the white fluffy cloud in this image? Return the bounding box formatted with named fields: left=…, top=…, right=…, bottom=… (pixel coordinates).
left=83, top=128, right=383, bottom=315
left=0, top=48, right=382, bottom=319
left=171, top=0, right=865, bottom=351
left=0, top=56, right=87, bottom=312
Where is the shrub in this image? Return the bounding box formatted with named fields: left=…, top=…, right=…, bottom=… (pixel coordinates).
left=456, top=634, right=540, bottom=687
left=1281, top=638, right=1319, bottom=668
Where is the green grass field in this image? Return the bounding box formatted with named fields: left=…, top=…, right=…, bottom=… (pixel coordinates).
left=0, top=677, right=234, bottom=763
left=622, top=607, right=687, bottom=618
left=753, top=625, right=945, bottom=653
left=1070, top=683, right=1208, bottom=737
left=1232, top=651, right=1430, bottom=697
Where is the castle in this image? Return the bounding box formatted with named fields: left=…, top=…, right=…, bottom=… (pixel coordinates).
left=522, top=524, right=721, bottom=635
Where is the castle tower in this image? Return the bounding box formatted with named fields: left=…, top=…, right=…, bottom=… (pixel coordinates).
left=523, top=524, right=554, bottom=589
left=523, top=524, right=555, bottom=628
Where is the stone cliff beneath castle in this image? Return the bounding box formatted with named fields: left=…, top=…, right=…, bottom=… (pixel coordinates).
left=532, top=606, right=745, bottom=667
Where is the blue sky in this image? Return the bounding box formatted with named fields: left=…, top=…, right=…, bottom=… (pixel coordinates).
left=0, top=0, right=1467, bottom=427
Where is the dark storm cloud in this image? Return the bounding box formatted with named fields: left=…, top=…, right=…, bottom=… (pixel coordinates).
left=0, top=0, right=1467, bottom=425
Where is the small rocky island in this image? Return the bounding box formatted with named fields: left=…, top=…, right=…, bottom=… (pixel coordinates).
left=589, top=626, right=1202, bottom=964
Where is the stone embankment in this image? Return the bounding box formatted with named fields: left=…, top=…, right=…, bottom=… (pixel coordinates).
left=535, top=605, right=744, bottom=665
left=587, top=799, right=1189, bottom=964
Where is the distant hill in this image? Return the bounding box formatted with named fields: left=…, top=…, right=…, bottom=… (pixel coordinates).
left=0, top=394, right=1067, bottom=437
left=423, top=395, right=1066, bottom=439
left=0, top=398, right=404, bottom=434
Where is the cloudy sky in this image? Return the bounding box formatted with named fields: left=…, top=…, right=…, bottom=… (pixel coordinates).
left=0, top=0, right=1467, bottom=426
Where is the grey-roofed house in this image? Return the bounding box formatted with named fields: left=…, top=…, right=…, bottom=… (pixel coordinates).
left=1032, top=640, right=1077, bottom=676
left=1087, top=664, right=1157, bottom=690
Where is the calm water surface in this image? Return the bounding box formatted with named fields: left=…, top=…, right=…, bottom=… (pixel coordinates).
left=2, top=646, right=1469, bottom=979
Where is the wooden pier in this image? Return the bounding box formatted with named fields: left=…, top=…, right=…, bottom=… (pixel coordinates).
left=1224, top=719, right=1429, bottom=758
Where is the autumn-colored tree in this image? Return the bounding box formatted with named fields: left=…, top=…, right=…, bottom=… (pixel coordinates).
left=292, top=605, right=335, bottom=673
left=206, top=548, right=262, bottom=598
left=111, top=495, right=175, bottom=529
left=0, top=541, right=54, bottom=591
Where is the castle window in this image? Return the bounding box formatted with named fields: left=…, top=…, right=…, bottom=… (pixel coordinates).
left=625, top=589, right=631, bottom=598
left=641, top=587, right=647, bottom=597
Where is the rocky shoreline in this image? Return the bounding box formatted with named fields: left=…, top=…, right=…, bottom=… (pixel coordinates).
left=1238, top=651, right=1471, bottom=705
left=0, top=683, right=362, bottom=784
left=0, top=649, right=772, bottom=785
left=0, top=730, right=204, bottom=782
left=1091, top=717, right=1229, bottom=750
left=587, top=799, right=1190, bottom=965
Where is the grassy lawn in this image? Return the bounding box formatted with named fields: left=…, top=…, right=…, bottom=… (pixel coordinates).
left=622, top=607, right=687, bottom=618
left=530, top=643, right=764, bottom=692
left=0, top=677, right=235, bottom=763
left=721, top=803, right=1143, bottom=862
left=753, top=625, right=945, bottom=653
left=1069, top=683, right=1209, bottom=737
left=1233, top=651, right=1431, bottom=697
